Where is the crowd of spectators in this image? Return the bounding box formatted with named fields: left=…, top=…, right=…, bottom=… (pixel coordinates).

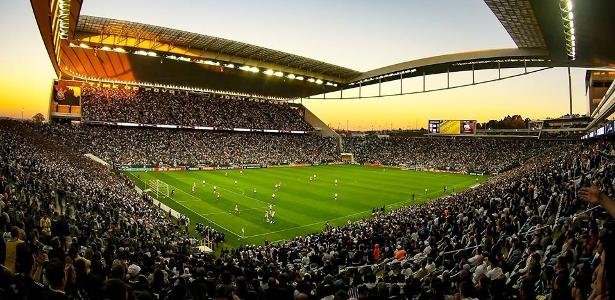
left=35, top=124, right=339, bottom=167
left=195, top=223, right=225, bottom=250
left=0, top=118, right=613, bottom=300
left=80, top=86, right=313, bottom=131
left=344, top=136, right=559, bottom=173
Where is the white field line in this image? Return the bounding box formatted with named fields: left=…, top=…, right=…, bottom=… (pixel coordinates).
left=196, top=179, right=272, bottom=207
left=131, top=174, right=242, bottom=237
left=243, top=179, right=474, bottom=238
left=201, top=205, right=270, bottom=216
left=132, top=172, right=479, bottom=240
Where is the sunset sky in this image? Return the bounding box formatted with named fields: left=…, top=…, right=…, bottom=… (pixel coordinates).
left=0, top=0, right=588, bottom=129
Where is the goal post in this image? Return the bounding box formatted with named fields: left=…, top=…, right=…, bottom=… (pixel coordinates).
left=146, top=179, right=170, bottom=199
left=341, top=153, right=354, bottom=163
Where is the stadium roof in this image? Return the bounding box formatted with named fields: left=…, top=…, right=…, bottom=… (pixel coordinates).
left=75, top=15, right=361, bottom=82
left=32, top=0, right=615, bottom=99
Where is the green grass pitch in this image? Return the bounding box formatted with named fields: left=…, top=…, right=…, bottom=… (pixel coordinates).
left=126, top=165, right=486, bottom=248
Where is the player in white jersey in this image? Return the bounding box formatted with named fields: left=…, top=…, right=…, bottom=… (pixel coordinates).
left=235, top=204, right=240, bottom=214
left=269, top=203, right=273, bottom=210
left=202, top=180, right=206, bottom=185
left=334, top=179, right=338, bottom=186
left=192, top=182, right=196, bottom=193
left=213, top=186, right=217, bottom=193
left=271, top=193, right=276, bottom=200
left=240, top=170, right=243, bottom=175
left=234, top=180, right=238, bottom=185
left=334, top=193, right=338, bottom=201
left=309, top=176, right=313, bottom=182
left=253, top=187, right=257, bottom=194
left=270, top=210, right=276, bottom=223
left=216, top=192, right=220, bottom=200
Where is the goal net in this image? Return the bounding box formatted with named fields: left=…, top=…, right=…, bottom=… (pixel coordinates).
left=146, top=179, right=170, bottom=199
left=341, top=153, right=354, bottom=163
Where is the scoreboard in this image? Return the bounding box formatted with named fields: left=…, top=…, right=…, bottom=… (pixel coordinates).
left=428, top=120, right=476, bottom=134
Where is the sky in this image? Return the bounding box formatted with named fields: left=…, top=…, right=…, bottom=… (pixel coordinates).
left=0, top=0, right=589, bottom=129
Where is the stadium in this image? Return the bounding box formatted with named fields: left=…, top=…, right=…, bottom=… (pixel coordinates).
left=1, top=0, right=615, bottom=299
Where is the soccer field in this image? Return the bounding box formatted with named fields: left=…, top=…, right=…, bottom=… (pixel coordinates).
left=126, top=165, right=486, bottom=248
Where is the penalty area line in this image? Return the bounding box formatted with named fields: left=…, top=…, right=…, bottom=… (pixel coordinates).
left=243, top=181, right=471, bottom=239
left=131, top=175, right=243, bottom=238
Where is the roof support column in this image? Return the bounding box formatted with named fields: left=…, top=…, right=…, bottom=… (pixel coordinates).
left=422, top=72, right=426, bottom=92
left=472, top=64, right=475, bottom=84
left=399, top=73, right=403, bottom=95
left=568, top=65, right=573, bottom=115
left=359, top=82, right=362, bottom=98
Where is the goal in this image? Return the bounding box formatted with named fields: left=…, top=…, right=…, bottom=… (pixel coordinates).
left=341, top=153, right=354, bottom=163
left=145, top=179, right=170, bottom=199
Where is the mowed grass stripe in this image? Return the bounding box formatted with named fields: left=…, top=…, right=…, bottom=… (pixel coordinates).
left=128, top=165, right=485, bottom=247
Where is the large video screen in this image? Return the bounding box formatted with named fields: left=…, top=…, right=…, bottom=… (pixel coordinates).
left=429, top=120, right=476, bottom=134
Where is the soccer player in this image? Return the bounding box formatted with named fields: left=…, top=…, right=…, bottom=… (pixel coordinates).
left=216, top=192, right=220, bottom=200
left=213, top=185, right=217, bottom=193
left=192, top=182, right=196, bottom=193
left=334, top=193, right=338, bottom=201
left=171, top=189, right=175, bottom=196
left=271, top=193, right=276, bottom=200
left=309, top=176, right=313, bottom=182
left=225, top=172, right=228, bottom=177
left=240, top=170, right=243, bottom=175
left=270, top=210, right=276, bottom=223
left=424, top=188, right=428, bottom=194
left=334, top=179, right=338, bottom=186
left=264, top=210, right=269, bottom=223
left=234, top=180, right=238, bottom=185
left=241, top=227, right=245, bottom=238
left=253, top=187, right=257, bottom=194
left=202, top=180, right=206, bottom=185
left=235, top=204, right=240, bottom=214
